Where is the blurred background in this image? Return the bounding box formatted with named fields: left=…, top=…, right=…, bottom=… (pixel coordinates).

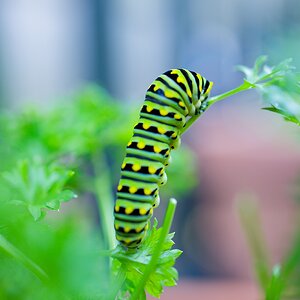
left=1, top=0, right=300, bottom=298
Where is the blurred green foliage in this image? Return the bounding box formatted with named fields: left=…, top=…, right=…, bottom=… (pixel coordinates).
left=237, top=56, right=300, bottom=126
left=238, top=196, right=300, bottom=300
left=161, top=146, right=198, bottom=199
left=3, top=160, right=76, bottom=220
left=236, top=58, right=300, bottom=300
left=0, top=85, right=196, bottom=299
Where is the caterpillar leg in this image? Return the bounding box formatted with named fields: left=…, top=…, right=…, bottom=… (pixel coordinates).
left=153, top=195, right=160, bottom=208
left=159, top=171, right=167, bottom=186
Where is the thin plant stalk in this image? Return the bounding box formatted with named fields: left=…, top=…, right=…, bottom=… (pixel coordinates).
left=108, top=268, right=127, bottom=300
left=207, top=81, right=254, bottom=106
left=92, top=152, right=116, bottom=251
left=131, top=198, right=177, bottom=300
left=0, top=234, right=48, bottom=283
left=181, top=81, right=255, bottom=135
left=236, top=194, right=271, bottom=291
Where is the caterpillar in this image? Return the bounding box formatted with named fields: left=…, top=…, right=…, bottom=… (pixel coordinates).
left=114, top=69, right=213, bottom=249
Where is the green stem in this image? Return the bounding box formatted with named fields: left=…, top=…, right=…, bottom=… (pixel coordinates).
left=109, top=268, right=127, bottom=300
left=181, top=81, right=254, bottom=135
left=180, top=115, right=199, bottom=135
left=92, top=152, right=116, bottom=251
left=207, top=82, right=253, bottom=106
left=131, top=198, right=177, bottom=300
left=0, top=234, right=48, bottom=282
left=236, top=195, right=270, bottom=291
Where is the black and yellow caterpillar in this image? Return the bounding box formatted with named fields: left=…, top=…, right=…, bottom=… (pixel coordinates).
left=114, top=69, right=213, bottom=248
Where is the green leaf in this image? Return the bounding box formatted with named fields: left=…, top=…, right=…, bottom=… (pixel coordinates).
left=28, top=205, right=43, bottom=221
left=236, top=56, right=300, bottom=126
left=111, top=219, right=182, bottom=299
left=2, top=159, right=76, bottom=220
left=263, top=106, right=300, bottom=125
left=237, top=55, right=294, bottom=86
left=52, top=189, right=77, bottom=203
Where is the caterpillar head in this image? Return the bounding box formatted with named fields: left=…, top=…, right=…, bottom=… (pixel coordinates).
left=194, top=79, right=213, bottom=115
left=200, top=79, right=213, bottom=101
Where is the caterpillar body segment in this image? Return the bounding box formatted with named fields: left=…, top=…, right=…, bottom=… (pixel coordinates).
left=133, top=118, right=181, bottom=147
left=114, top=68, right=213, bottom=248
left=121, top=157, right=166, bottom=185
left=140, top=100, right=186, bottom=128
left=126, top=137, right=171, bottom=165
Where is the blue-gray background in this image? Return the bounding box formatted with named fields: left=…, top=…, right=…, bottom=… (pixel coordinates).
left=1, top=0, right=299, bottom=105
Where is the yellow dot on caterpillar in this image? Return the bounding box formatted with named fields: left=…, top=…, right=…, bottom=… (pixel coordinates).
left=115, top=223, right=119, bottom=229
left=145, top=223, right=149, bottom=230
left=125, top=207, right=134, bottom=214
left=171, top=132, right=177, bottom=138
left=160, top=109, right=168, bottom=116
left=164, top=90, right=174, bottom=98
left=148, top=166, right=156, bottom=174
left=142, top=123, right=150, bottom=130
left=187, top=90, right=192, bottom=98
left=135, top=227, right=143, bottom=233
left=132, top=164, right=141, bottom=172
left=121, top=163, right=126, bottom=169
left=153, top=85, right=159, bottom=92
left=127, top=141, right=132, bottom=147
left=158, top=127, right=166, bottom=134
left=115, top=205, right=120, bottom=212
left=124, top=238, right=131, bottom=244
left=177, top=76, right=184, bottom=83
left=117, top=185, right=122, bottom=191
left=144, top=188, right=152, bottom=195
left=146, top=106, right=153, bottom=113
left=174, top=114, right=181, bottom=120
left=179, top=101, right=185, bottom=107
left=129, top=187, right=138, bottom=194
left=139, top=208, right=148, bottom=215
left=149, top=208, right=154, bottom=215
left=124, top=227, right=131, bottom=233
left=137, top=141, right=145, bottom=149
left=153, top=145, right=161, bottom=153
